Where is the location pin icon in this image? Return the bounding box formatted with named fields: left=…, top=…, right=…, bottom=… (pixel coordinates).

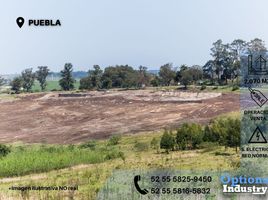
left=16, top=17, right=24, bottom=28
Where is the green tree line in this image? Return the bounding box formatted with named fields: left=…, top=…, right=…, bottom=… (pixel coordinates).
left=160, top=118, right=240, bottom=153
left=6, top=38, right=266, bottom=93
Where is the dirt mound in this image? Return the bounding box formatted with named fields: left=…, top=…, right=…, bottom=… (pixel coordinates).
left=0, top=90, right=239, bottom=144
left=44, top=90, right=222, bottom=102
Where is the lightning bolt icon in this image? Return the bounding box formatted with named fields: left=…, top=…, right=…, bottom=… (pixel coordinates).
left=249, top=127, right=267, bottom=144
left=256, top=132, right=260, bottom=141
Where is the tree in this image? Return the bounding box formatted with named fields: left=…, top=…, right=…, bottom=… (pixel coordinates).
left=189, top=124, right=203, bottom=149
left=21, top=68, right=35, bottom=92
left=101, top=65, right=139, bottom=89
left=59, top=63, right=75, bottom=91
left=247, top=38, right=267, bottom=55
left=0, top=76, right=5, bottom=87
left=225, top=118, right=240, bottom=152
left=230, top=39, right=247, bottom=60
left=90, top=65, right=103, bottom=88
left=36, top=66, right=50, bottom=91
left=160, top=130, right=175, bottom=153
left=180, top=70, right=193, bottom=89
left=79, top=76, right=93, bottom=90
left=203, top=125, right=212, bottom=142
left=210, top=40, right=236, bottom=85
left=10, top=77, right=23, bottom=93
left=204, top=118, right=240, bottom=151
left=176, top=123, right=203, bottom=150
left=138, top=66, right=149, bottom=88
left=175, top=64, right=188, bottom=83
left=0, top=144, right=11, bottom=158
left=203, top=123, right=221, bottom=143
left=203, top=60, right=216, bottom=84
left=208, top=119, right=228, bottom=147
left=80, top=65, right=103, bottom=90
left=210, top=40, right=228, bottom=84
left=159, top=63, right=176, bottom=86
left=188, top=65, right=203, bottom=83
left=176, top=125, right=189, bottom=150
left=101, top=77, right=112, bottom=89
left=150, top=75, right=161, bottom=87
left=229, top=59, right=240, bottom=84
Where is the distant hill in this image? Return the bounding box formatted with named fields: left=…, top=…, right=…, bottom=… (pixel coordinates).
left=47, top=71, right=88, bottom=80
left=48, top=70, right=159, bottom=80
left=0, top=74, right=19, bottom=83
left=2, top=69, right=159, bottom=82
left=148, top=70, right=159, bottom=75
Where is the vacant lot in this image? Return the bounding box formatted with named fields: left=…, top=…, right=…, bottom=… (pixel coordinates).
left=0, top=90, right=239, bottom=144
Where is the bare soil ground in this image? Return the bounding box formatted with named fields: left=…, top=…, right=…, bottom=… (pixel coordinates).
left=0, top=90, right=239, bottom=144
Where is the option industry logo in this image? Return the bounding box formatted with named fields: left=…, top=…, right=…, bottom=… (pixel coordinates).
left=221, top=175, right=268, bottom=195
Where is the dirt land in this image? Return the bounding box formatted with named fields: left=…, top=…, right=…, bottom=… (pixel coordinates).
left=0, top=90, right=239, bottom=144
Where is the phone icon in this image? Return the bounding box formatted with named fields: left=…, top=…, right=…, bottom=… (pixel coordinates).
left=134, top=175, right=149, bottom=195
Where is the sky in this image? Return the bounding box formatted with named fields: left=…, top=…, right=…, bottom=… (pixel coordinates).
left=0, top=0, right=268, bottom=74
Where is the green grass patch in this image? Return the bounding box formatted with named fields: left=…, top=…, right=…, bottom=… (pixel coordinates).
left=214, top=111, right=240, bottom=120
left=32, top=80, right=80, bottom=92
left=0, top=144, right=121, bottom=177
left=0, top=112, right=241, bottom=199
left=0, top=128, right=240, bottom=199
left=146, top=85, right=240, bottom=93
